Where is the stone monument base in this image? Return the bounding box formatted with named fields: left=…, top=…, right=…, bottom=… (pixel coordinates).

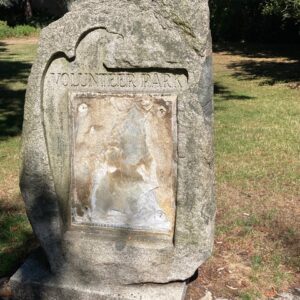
left=10, top=249, right=187, bottom=300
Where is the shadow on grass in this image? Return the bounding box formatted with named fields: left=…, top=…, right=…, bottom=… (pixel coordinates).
left=214, top=82, right=255, bottom=103
left=267, top=216, right=300, bottom=272
left=214, top=43, right=300, bottom=61
left=0, top=88, right=26, bottom=138
left=215, top=43, right=300, bottom=86
left=0, top=42, right=32, bottom=138
left=0, top=42, right=8, bottom=53
left=0, top=41, right=35, bottom=277
left=0, top=236, right=37, bottom=278
left=0, top=201, right=36, bottom=277
left=229, top=60, right=300, bottom=86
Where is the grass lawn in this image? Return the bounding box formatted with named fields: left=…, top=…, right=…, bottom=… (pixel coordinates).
left=188, top=44, right=300, bottom=299
left=0, top=39, right=299, bottom=299
left=0, top=38, right=38, bottom=277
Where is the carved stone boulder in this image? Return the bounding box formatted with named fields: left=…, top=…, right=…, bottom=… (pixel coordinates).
left=11, top=1, right=215, bottom=299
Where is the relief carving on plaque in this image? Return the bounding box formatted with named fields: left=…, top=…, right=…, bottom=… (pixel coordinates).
left=70, top=93, right=177, bottom=233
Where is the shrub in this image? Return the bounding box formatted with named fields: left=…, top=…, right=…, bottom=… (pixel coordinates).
left=0, top=20, right=39, bottom=39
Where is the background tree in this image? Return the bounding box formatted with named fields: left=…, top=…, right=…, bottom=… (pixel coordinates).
left=1, top=0, right=299, bottom=43
left=0, top=0, right=17, bottom=8
left=209, top=0, right=300, bottom=43
left=262, top=0, right=300, bottom=25
left=0, top=0, right=32, bottom=24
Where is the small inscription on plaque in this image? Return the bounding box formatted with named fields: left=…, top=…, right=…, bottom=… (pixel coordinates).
left=70, top=93, right=177, bottom=233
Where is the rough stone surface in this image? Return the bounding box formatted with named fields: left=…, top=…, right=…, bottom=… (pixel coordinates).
left=16, top=0, right=214, bottom=292
left=274, top=291, right=300, bottom=300
left=10, top=249, right=186, bottom=300
left=200, top=290, right=213, bottom=300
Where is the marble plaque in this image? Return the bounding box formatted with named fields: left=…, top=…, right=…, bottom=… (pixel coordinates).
left=70, top=93, right=177, bottom=234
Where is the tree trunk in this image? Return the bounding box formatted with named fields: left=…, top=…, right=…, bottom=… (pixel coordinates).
left=24, top=0, right=32, bottom=21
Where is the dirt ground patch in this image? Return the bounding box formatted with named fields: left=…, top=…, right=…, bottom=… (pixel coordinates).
left=186, top=183, right=300, bottom=299
left=1, top=37, right=38, bottom=45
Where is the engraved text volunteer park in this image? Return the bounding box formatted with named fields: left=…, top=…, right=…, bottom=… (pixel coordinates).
left=49, top=72, right=187, bottom=91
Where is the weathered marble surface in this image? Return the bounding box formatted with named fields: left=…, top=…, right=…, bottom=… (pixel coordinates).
left=18, top=0, right=215, bottom=288
left=70, top=93, right=176, bottom=234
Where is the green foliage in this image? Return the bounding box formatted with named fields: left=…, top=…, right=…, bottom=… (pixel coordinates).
left=27, top=13, right=58, bottom=28
left=209, top=0, right=300, bottom=42
left=0, top=0, right=17, bottom=8
left=262, top=0, right=300, bottom=23
left=0, top=20, right=39, bottom=39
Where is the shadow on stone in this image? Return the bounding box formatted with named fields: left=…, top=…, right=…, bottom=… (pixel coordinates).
left=10, top=171, right=187, bottom=299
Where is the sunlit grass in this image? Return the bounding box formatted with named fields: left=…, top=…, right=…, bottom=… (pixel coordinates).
left=211, top=47, right=300, bottom=299
left=0, top=39, right=37, bottom=277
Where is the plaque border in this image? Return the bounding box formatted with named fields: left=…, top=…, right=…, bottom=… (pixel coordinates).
left=68, top=91, right=178, bottom=238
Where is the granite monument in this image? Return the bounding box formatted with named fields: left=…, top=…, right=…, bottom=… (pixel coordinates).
left=10, top=0, right=215, bottom=299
